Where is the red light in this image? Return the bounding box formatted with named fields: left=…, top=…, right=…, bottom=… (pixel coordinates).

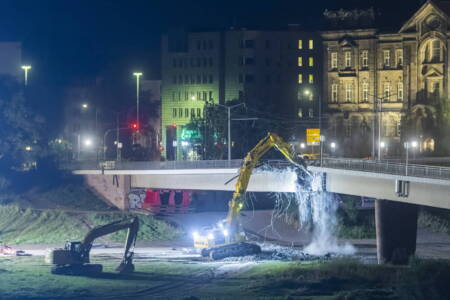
left=131, top=123, right=139, bottom=130
left=171, top=123, right=177, bottom=128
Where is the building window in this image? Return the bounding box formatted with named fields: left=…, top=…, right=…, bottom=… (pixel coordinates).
left=396, top=121, right=401, bottom=137
left=383, top=50, right=390, bottom=67
left=331, top=52, right=338, bottom=69
left=345, top=51, right=352, bottom=68
left=308, top=57, right=314, bottom=67
left=345, top=83, right=353, bottom=102
left=190, top=108, right=195, bottom=118
left=396, top=49, right=403, bottom=67
left=309, top=108, right=314, bottom=118
left=202, top=91, right=207, bottom=100
left=398, top=82, right=404, bottom=101
left=209, top=91, right=213, bottom=101
left=245, top=74, right=254, bottom=83
left=185, top=108, right=189, bottom=118
left=298, top=39, right=303, bottom=49
left=298, top=57, right=303, bottom=67
left=383, top=82, right=391, bottom=100
left=209, top=57, right=213, bottom=67
left=345, top=123, right=352, bottom=137
left=431, top=40, right=441, bottom=62
left=308, top=40, right=313, bottom=49
left=172, top=108, right=177, bottom=118
left=265, top=40, right=271, bottom=49
left=331, top=84, right=338, bottom=102
left=179, top=108, right=183, bottom=117
left=308, top=74, right=314, bottom=84
left=197, top=108, right=201, bottom=117
left=361, top=50, right=369, bottom=67
left=209, top=40, right=213, bottom=49
left=209, top=75, right=213, bottom=83
left=362, top=81, right=369, bottom=103
left=241, top=39, right=255, bottom=48
left=238, top=74, right=243, bottom=83
left=298, top=74, right=303, bottom=84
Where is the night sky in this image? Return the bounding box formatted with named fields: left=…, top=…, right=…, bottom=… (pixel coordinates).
left=0, top=0, right=426, bottom=86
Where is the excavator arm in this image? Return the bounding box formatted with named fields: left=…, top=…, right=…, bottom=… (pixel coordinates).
left=47, top=217, right=139, bottom=275
left=226, top=132, right=306, bottom=234
left=195, top=132, right=309, bottom=259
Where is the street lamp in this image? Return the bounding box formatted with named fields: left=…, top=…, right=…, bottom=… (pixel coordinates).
left=133, top=72, right=143, bottom=130
left=405, top=140, right=418, bottom=176
left=214, top=103, right=245, bottom=161
left=81, top=103, right=88, bottom=109
left=330, top=142, right=337, bottom=157
left=21, top=65, right=31, bottom=86
left=84, top=138, right=93, bottom=147
left=300, top=142, right=306, bottom=149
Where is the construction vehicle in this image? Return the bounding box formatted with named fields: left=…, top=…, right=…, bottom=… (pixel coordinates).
left=192, top=132, right=309, bottom=260
left=46, top=217, right=139, bottom=275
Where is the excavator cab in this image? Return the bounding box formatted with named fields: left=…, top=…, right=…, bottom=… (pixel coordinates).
left=46, top=217, right=139, bottom=276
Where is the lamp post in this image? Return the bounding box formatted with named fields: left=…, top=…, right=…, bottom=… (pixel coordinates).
left=215, top=103, right=245, bottom=161
left=405, top=140, right=418, bottom=176
left=133, top=72, right=143, bottom=130
left=21, top=65, right=32, bottom=86
left=103, top=127, right=131, bottom=161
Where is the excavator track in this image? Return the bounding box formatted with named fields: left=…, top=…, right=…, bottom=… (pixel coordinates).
left=51, top=264, right=103, bottom=276
left=202, top=242, right=261, bottom=260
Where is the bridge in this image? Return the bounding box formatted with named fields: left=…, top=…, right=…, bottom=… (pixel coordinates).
left=68, top=158, right=450, bottom=265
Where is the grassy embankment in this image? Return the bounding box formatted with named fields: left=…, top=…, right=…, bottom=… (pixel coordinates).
left=1, top=256, right=450, bottom=299
left=0, top=182, right=182, bottom=244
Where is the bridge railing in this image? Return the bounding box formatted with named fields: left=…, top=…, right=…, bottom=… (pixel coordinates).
left=319, top=158, right=450, bottom=180
left=61, top=159, right=244, bottom=171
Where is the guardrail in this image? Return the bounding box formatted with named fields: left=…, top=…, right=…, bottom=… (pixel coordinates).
left=61, top=159, right=244, bottom=171
left=318, top=158, right=450, bottom=181
left=61, top=158, right=450, bottom=181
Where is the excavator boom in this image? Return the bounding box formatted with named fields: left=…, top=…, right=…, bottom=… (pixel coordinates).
left=194, top=132, right=308, bottom=259
left=47, top=217, right=140, bottom=275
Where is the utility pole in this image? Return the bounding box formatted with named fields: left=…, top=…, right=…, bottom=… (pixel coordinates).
left=215, top=103, right=245, bottom=161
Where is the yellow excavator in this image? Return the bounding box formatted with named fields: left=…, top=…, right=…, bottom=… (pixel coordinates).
left=193, top=132, right=309, bottom=260
left=46, top=217, right=139, bottom=275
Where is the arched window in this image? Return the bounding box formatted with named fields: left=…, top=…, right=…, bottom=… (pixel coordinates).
left=422, top=39, right=443, bottom=63
left=431, top=40, right=441, bottom=62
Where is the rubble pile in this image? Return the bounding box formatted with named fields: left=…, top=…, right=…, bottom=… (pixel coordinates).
left=222, top=243, right=337, bottom=262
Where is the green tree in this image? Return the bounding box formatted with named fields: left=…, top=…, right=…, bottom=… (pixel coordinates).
left=0, top=76, right=45, bottom=172
left=184, top=102, right=227, bottom=160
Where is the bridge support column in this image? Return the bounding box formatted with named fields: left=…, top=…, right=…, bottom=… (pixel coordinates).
left=375, top=199, right=418, bottom=265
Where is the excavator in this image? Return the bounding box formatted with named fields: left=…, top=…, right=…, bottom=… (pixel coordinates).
left=46, top=217, right=139, bottom=275
left=193, top=132, right=310, bottom=260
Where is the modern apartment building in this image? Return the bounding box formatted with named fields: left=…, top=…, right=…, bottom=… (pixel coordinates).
left=161, top=28, right=322, bottom=160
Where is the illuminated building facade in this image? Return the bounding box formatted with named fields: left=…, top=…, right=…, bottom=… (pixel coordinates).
left=322, top=1, right=450, bottom=157
left=161, top=28, right=321, bottom=160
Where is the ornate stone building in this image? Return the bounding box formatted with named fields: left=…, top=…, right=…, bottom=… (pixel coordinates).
left=322, top=0, right=450, bottom=157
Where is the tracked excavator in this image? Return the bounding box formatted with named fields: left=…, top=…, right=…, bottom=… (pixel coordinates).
left=193, top=132, right=310, bottom=260
left=46, top=217, right=139, bottom=275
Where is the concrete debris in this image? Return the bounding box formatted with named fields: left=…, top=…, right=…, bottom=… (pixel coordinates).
left=0, top=245, right=30, bottom=256
left=221, top=243, right=338, bottom=262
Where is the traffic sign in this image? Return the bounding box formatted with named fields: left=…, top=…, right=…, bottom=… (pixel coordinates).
left=306, top=128, right=321, bottom=146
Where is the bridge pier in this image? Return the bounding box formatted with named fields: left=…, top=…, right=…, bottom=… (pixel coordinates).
left=375, top=199, right=418, bottom=264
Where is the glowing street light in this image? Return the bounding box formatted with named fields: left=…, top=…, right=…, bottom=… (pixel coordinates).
left=84, top=138, right=93, bottom=147
left=25, top=146, right=32, bottom=151
left=133, top=72, right=143, bottom=130
left=300, top=142, right=306, bottom=149
left=380, top=141, right=386, bottom=148
left=411, top=140, right=418, bottom=148
left=191, top=95, right=196, bottom=100
left=21, top=65, right=32, bottom=86
left=81, top=103, right=88, bottom=109
left=303, top=89, right=311, bottom=96
left=330, top=142, right=336, bottom=149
